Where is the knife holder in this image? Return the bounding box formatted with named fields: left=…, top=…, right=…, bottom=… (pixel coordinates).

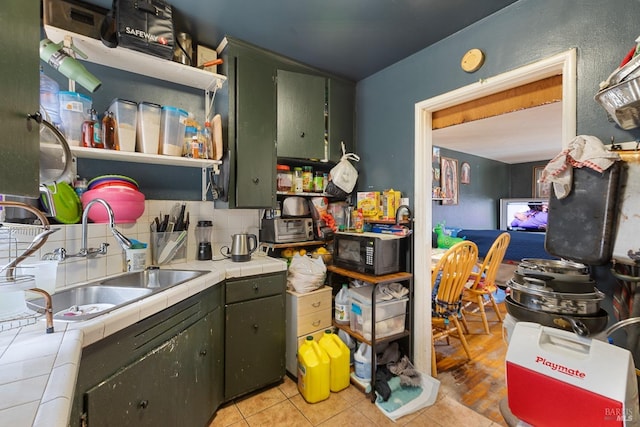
left=151, top=231, right=187, bottom=265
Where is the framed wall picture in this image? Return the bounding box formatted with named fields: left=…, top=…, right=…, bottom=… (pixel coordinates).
left=440, top=157, right=459, bottom=205
left=533, top=165, right=551, bottom=198
left=460, top=162, right=471, bottom=184
left=432, top=146, right=441, bottom=197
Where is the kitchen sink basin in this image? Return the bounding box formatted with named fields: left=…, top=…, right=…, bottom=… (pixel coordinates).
left=29, top=286, right=153, bottom=322
left=97, top=269, right=208, bottom=289
left=27, top=269, right=209, bottom=322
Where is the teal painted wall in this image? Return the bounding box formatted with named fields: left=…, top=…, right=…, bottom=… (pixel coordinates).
left=356, top=0, right=640, bottom=227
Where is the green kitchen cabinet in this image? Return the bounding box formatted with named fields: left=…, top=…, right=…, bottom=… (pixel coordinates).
left=276, top=70, right=326, bottom=159
left=221, top=38, right=277, bottom=208
left=71, top=283, right=224, bottom=427
left=0, top=0, right=40, bottom=197
left=327, top=78, right=356, bottom=162
left=224, top=271, right=286, bottom=401
left=220, top=36, right=355, bottom=208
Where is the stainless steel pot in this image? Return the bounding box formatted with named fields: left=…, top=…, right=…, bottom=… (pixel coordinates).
left=519, top=258, right=590, bottom=276
left=505, top=295, right=609, bottom=336
left=511, top=271, right=597, bottom=294
left=508, top=279, right=604, bottom=315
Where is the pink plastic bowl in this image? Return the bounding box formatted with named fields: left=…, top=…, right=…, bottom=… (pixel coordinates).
left=81, top=187, right=145, bottom=224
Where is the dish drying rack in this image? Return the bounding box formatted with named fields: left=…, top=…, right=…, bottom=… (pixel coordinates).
left=0, top=201, right=56, bottom=333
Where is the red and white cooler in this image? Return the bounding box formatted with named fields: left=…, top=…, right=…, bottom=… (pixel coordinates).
left=506, top=322, right=640, bottom=426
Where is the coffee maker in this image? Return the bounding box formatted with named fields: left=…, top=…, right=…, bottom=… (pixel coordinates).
left=196, top=220, right=213, bottom=260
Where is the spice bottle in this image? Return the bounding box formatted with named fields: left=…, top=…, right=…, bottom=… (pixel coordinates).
left=102, top=111, right=118, bottom=150
left=293, top=167, right=304, bottom=193
left=302, top=166, right=313, bottom=192
left=313, top=171, right=324, bottom=193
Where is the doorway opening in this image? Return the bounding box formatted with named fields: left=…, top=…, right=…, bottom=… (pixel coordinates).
left=411, top=49, right=577, bottom=373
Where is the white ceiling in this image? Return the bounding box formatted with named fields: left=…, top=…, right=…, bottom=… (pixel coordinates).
left=432, top=102, right=563, bottom=164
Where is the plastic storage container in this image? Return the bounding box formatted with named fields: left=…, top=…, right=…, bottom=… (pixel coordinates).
left=59, top=91, right=92, bottom=146
left=159, top=106, right=188, bottom=156
left=40, top=69, right=61, bottom=127
left=334, top=284, right=350, bottom=325
left=108, top=99, right=138, bottom=152
left=350, top=285, right=408, bottom=340
left=297, top=336, right=330, bottom=403
left=136, top=102, right=161, bottom=154
left=318, top=330, right=350, bottom=392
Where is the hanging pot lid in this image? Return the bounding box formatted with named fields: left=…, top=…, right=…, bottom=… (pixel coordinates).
left=39, top=117, right=74, bottom=185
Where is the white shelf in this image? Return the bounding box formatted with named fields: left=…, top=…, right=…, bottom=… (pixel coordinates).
left=44, top=25, right=227, bottom=92
left=67, top=145, right=221, bottom=169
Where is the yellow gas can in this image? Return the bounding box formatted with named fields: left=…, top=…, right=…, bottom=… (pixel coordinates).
left=318, top=330, right=350, bottom=392
left=298, top=336, right=330, bottom=403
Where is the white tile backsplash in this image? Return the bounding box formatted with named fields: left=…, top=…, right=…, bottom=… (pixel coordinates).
left=0, top=201, right=261, bottom=290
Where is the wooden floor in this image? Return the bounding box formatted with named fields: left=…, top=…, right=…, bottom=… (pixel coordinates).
left=433, top=301, right=509, bottom=426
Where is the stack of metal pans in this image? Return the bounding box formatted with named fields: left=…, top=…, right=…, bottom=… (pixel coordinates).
left=505, top=258, right=609, bottom=336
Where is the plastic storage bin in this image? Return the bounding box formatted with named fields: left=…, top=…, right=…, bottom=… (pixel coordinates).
left=350, top=285, right=407, bottom=340
left=137, top=102, right=161, bottom=154
left=107, top=99, right=138, bottom=152
left=159, top=106, right=188, bottom=156
left=59, top=91, right=91, bottom=146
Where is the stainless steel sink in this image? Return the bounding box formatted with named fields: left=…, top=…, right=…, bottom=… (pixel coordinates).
left=29, top=286, right=153, bottom=322
left=27, top=269, right=208, bottom=322
left=97, top=269, right=208, bottom=289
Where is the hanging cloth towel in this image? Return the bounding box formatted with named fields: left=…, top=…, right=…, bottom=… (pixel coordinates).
left=539, top=135, right=620, bottom=199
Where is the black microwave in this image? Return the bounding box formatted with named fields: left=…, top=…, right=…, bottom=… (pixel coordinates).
left=332, top=232, right=405, bottom=275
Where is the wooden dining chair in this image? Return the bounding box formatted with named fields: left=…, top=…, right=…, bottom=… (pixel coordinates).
left=431, top=240, right=479, bottom=377
left=462, top=232, right=511, bottom=334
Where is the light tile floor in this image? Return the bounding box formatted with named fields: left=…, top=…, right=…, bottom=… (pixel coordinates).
left=209, top=375, right=502, bottom=427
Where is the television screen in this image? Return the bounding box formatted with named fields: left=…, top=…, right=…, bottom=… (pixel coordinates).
left=499, top=198, right=548, bottom=231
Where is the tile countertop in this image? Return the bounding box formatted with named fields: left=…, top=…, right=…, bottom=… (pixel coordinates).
left=0, top=255, right=287, bottom=427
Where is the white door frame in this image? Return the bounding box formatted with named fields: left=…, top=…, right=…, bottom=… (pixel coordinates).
left=412, top=49, right=576, bottom=374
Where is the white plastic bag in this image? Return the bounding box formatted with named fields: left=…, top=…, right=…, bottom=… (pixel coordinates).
left=326, top=142, right=360, bottom=197
left=286, top=254, right=326, bottom=293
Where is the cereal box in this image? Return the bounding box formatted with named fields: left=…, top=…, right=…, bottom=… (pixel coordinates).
left=357, top=192, right=380, bottom=218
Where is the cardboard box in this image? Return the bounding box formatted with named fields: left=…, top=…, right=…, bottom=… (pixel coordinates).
left=197, top=44, right=218, bottom=74
left=382, top=189, right=401, bottom=220
left=357, top=192, right=380, bottom=218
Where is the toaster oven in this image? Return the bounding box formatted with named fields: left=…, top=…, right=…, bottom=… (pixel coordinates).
left=260, top=218, right=314, bottom=243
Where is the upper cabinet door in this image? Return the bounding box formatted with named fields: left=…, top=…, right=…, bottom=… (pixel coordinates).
left=328, top=78, right=356, bottom=162
left=235, top=53, right=277, bottom=208
left=0, top=1, right=40, bottom=197
left=276, top=70, right=325, bottom=160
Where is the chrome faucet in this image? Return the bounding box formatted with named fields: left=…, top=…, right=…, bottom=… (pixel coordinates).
left=53, top=198, right=133, bottom=260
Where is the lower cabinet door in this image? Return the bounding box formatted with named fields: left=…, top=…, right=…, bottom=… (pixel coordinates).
left=85, top=338, right=180, bottom=427
left=225, top=294, right=285, bottom=400
left=85, top=312, right=221, bottom=427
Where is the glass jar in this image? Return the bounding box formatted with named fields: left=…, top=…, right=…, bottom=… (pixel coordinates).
left=276, top=164, right=292, bottom=192
left=302, top=166, right=314, bottom=192
left=313, top=171, right=324, bottom=192
left=293, top=167, right=304, bottom=193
